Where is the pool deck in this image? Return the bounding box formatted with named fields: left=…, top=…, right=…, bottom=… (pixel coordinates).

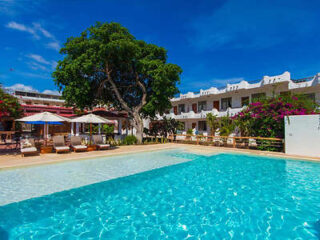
left=0, top=143, right=319, bottom=170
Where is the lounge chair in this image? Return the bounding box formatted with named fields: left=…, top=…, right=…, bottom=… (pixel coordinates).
left=93, top=135, right=110, bottom=150
left=53, top=136, right=70, bottom=153
left=21, top=138, right=38, bottom=157
left=70, top=136, right=87, bottom=152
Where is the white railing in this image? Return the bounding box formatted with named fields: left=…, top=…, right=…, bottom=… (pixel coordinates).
left=161, top=107, right=244, bottom=120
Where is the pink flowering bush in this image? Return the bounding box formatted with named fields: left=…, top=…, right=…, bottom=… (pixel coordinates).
left=233, top=94, right=318, bottom=139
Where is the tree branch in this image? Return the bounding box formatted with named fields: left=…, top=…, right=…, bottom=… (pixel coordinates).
left=134, top=73, right=147, bottom=113
left=105, top=64, right=132, bottom=113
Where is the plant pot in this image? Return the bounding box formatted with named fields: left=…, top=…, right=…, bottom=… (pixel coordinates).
left=40, top=146, right=53, bottom=154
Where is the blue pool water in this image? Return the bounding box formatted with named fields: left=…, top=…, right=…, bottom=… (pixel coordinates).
left=0, top=151, right=320, bottom=239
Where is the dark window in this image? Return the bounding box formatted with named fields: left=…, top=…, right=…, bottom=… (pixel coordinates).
left=241, top=97, right=249, bottom=107
left=251, top=93, right=266, bottom=102
left=178, top=104, right=185, bottom=114
left=280, top=91, right=291, bottom=97
left=198, top=121, right=207, bottom=131
left=304, top=93, right=315, bottom=102
left=198, top=101, right=207, bottom=111
left=221, top=97, right=232, bottom=110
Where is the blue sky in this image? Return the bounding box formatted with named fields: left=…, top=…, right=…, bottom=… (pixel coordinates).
left=1, top=0, right=320, bottom=94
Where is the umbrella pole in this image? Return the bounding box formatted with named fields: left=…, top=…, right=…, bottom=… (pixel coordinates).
left=44, top=123, right=47, bottom=146
left=90, top=123, right=92, bottom=145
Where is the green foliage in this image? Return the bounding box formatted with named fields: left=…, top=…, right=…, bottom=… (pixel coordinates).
left=93, top=124, right=114, bottom=135
left=122, top=135, right=137, bottom=145
left=233, top=94, right=318, bottom=138
left=0, top=87, right=22, bottom=119
left=186, top=128, right=193, bottom=135
left=148, top=117, right=185, bottom=138
left=53, top=22, right=181, bottom=118
left=206, top=113, right=219, bottom=136
left=219, top=115, right=235, bottom=136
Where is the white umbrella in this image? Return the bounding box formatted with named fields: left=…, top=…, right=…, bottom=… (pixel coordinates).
left=16, top=112, right=70, bottom=145
left=71, top=113, right=114, bottom=143
left=70, top=113, right=113, bottom=124
left=16, top=111, right=71, bottom=123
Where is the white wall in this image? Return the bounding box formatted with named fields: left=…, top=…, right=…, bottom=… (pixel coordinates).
left=285, top=114, right=320, bottom=157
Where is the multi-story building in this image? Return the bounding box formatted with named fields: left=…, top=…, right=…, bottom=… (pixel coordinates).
left=163, top=71, right=320, bottom=135
left=8, top=90, right=75, bottom=117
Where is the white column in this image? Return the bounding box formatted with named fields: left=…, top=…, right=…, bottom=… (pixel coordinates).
left=118, top=120, right=122, bottom=135
left=98, top=123, right=101, bottom=134
left=71, top=122, right=74, bottom=136
left=76, top=122, right=79, bottom=136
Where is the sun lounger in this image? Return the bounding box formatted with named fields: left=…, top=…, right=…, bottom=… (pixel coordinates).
left=93, top=135, right=110, bottom=150
left=53, top=136, right=70, bottom=153
left=21, top=138, right=38, bottom=157
left=70, top=136, right=87, bottom=152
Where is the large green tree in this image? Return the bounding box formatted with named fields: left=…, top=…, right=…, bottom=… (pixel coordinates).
left=53, top=22, right=181, bottom=142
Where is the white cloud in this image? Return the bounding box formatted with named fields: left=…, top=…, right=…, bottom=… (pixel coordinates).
left=6, top=21, right=60, bottom=51
left=6, top=83, right=39, bottom=92
left=27, top=54, right=50, bottom=65
left=47, top=41, right=61, bottom=51
left=6, top=21, right=39, bottom=39
left=42, top=90, right=61, bottom=95
left=210, top=77, right=245, bottom=86
left=32, top=23, right=54, bottom=39
left=5, top=83, right=61, bottom=95
left=28, top=62, right=49, bottom=71
left=182, top=76, right=245, bottom=92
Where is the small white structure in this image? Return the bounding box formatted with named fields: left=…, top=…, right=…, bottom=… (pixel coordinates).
left=285, top=114, right=320, bottom=157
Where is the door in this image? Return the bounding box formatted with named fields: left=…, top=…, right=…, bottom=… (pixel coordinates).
left=192, top=122, right=196, bottom=129
left=192, top=103, right=197, bottom=113
left=213, top=101, right=219, bottom=110
left=173, top=106, right=177, bottom=115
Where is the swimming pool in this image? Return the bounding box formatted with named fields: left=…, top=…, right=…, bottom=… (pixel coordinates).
left=0, top=150, right=320, bottom=239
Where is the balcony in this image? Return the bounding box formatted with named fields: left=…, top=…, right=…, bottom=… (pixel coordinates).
left=161, top=107, right=244, bottom=120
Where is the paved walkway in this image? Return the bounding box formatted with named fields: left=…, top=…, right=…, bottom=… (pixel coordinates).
left=0, top=143, right=319, bottom=170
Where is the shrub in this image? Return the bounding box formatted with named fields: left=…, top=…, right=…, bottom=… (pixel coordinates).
left=186, top=128, right=193, bottom=135
left=233, top=94, right=318, bottom=138
left=123, top=135, right=137, bottom=145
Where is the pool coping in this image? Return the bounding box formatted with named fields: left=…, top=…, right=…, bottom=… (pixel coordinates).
left=0, top=143, right=319, bottom=170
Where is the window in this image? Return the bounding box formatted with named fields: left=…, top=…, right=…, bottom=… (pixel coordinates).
left=221, top=97, right=232, bottom=110
left=241, top=97, right=249, bottom=107
left=198, top=121, right=207, bottom=131
left=178, top=104, right=185, bottom=114
left=251, top=93, right=266, bottom=101
left=198, top=101, right=207, bottom=111
left=280, top=91, right=291, bottom=97
left=192, top=103, right=197, bottom=113
left=304, top=93, right=315, bottom=102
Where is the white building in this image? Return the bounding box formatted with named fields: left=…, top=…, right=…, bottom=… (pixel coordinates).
left=162, top=71, right=320, bottom=135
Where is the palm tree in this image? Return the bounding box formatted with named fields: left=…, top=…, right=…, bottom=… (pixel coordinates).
left=206, top=113, right=219, bottom=136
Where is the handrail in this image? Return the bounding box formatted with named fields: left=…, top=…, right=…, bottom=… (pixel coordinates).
left=170, top=134, right=283, bottom=141
left=168, top=134, right=284, bottom=151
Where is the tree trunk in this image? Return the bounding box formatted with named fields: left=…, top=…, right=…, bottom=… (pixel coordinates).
left=133, top=112, right=144, bottom=144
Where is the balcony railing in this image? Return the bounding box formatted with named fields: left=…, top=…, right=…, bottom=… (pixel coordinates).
left=163, top=107, right=244, bottom=120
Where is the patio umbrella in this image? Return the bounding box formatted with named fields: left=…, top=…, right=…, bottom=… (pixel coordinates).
left=16, top=112, right=70, bottom=145
left=70, top=113, right=114, bottom=143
